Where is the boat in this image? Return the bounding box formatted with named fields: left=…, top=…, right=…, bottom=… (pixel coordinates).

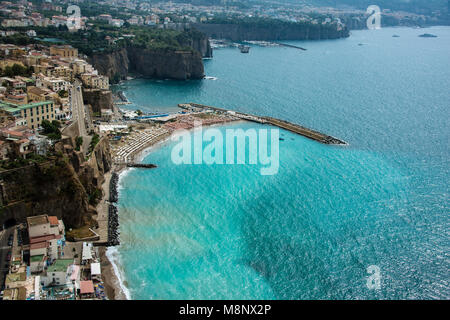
left=419, top=33, right=437, bottom=38
left=239, top=45, right=250, bottom=53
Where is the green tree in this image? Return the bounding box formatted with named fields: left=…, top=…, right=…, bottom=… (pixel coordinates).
left=75, top=136, right=83, bottom=151
left=41, top=120, right=62, bottom=140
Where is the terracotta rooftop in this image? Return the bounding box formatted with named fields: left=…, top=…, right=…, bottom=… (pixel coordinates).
left=30, top=242, right=49, bottom=250
left=29, top=234, right=61, bottom=244
left=80, top=280, right=94, bottom=294
left=48, top=216, right=59, bottom=226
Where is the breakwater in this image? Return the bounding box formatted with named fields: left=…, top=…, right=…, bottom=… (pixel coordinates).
left=182, top=103, right=347, bottom=145
left=107, top=172, right=120, bottom=246
left=126, top=163, right=158, bottom=169
left=276, top=43, right=307, bottom=51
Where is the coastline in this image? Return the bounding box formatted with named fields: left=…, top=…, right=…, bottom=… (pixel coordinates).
left=99, top=246, right=128, bottom=300
left=97, top=116, right=242, bottom=300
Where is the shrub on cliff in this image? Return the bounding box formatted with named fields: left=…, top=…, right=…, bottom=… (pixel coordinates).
left=41, top=120, right=62, bottom=141
left=75, top=136, right=83, bottom=151
left=88, top=134, right=100, bottom=154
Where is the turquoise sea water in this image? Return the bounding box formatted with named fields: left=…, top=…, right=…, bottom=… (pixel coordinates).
left=111, top=27, right=450, bottom=299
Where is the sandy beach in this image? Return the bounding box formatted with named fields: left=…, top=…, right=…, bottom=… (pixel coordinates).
left=98, top=246, right=127, bottom=300
left=96, top=113, right=241, bottom=300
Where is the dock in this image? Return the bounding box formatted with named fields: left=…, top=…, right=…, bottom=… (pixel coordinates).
left=126, top=163, right=157, bottom=169
left=181, top=103, right=347, bottom=145
left=275, top=43, right=307, bottom=51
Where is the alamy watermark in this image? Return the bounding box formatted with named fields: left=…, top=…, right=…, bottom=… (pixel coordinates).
left=366, top=265, right=381, bottom=290
left=66, top=5, right=81, bottom=31
left=366, top=5, right=382, bottom=30
left=170, top=121, right=280, bottom=176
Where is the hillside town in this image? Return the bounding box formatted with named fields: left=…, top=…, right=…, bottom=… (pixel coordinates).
left=0, top=0, right=448, bottom=303
left=0, top=41, right=111, bottom=300
left=0, top=40, right=241, bottom=301
left=1, top=214, right=105, bottom=300
left=0, top=42, right=108, bottom=160
left=0, top=0, right=447, bottom=37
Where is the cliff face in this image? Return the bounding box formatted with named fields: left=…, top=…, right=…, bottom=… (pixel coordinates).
left=89, top=48, right=129, bottom=81
left=127, top=47, right=204, bottom=80
left=0, top=137, right=112, bottom=229
left=89, top=34, right=210, bottom=82
left=191, top=23, right=349, bottom=41
left=183, top=34, right=213, bottom=58
left=0, top=159, right=94, bottom=228
left=83, top=89, right=114, bottom=113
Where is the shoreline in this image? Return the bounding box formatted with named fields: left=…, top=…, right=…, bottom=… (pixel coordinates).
left=98, top=106, right=343, bottom=299
left=98, top=117, right=242, bottom=300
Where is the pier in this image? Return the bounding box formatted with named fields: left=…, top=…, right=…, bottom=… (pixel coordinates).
left=276, top=43, right=307, bottom=51
left=126, top=163, right=157, bottom=169
left=181, top=103, right=347, bottom=145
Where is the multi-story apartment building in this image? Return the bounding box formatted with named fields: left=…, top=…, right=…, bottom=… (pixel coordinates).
left=81, top=74, right=110, bottom=90
left=0, top=100, right=56, bottom=129
left=27, top=215, right=66, bottom=273
left=49, top=45, right=78, bottom=59
left=27, top=86, right=54, bottom=103
left=36, top=76, right=69, bottom=93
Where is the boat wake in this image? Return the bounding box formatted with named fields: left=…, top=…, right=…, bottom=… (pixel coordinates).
left=204, top=76, right=218, bottom=81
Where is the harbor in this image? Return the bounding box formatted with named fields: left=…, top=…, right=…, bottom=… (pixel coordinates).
left=180, top=103, right=347, bottom=145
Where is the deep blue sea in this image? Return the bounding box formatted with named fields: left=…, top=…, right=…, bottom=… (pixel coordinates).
left=109, top=27, right=450, bottom=300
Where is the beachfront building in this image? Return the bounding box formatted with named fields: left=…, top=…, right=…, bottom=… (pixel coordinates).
left=79, top=280, right=95, bottom=299
left=90, top=263, right=102, bottom=282
left=81, top=242, right=94, bottom=265
left=27, top=215, right=66, bottom=272
left=40, top=259, right=80, bottom=291
left=0, top=101, right=56, bottom=129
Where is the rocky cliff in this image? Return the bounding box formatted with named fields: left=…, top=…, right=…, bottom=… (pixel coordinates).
left=191, top=23, right=349, bottom=41
left=89, top=48, right=129, bottom=82
left=127, top=47, right=205, bottom=80
left=83, top=89, right=114, bottom=113
left=89, top=32, right=211, bottom=82
left=0, top=136, right=112, bottom=229
left=90, top=46, right=205, bottom=82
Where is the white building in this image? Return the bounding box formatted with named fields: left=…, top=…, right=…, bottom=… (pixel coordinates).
left=40, top=259, right=79, bottom=290
left=27, top=215, right=66, bottom=273
left=36, top=76, right=69, bottom=93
